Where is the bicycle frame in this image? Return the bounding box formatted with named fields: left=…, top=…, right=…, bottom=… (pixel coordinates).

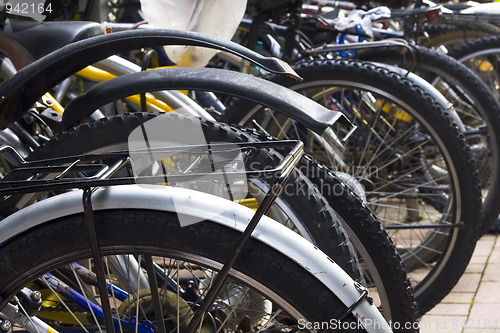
left=0, top=25, right=391, bottom=332
left=74, top=56, right=216, bottom=120
left=229, top=9, right=468, bottom=131
left=0, top=28, right=301, bottom=129
left=0, top=26, right=360, bottom=148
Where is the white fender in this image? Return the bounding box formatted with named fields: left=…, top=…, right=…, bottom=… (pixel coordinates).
left=0, top=185, right=391, bottom=332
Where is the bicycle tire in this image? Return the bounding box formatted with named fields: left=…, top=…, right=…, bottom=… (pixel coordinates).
left=28, top=112, right=362, bottom=280
left=447, top=35, right=500, bottom=233
left=420, top=21, right=500, bottom=50
left=448, top=35, right=500, bottom=73
left=0, top=208, right=367, bottom=332
left=236, top=126, right=417, bottom=326
left=29, top=112, right=417, bottom=328
left=447, top=35, right=500, bottom=104
left=448, top=33, right=500, bottom=52
left=299, top=155, right=418, bottom=321
left=224, top=58, right=482, bottom=315
left=355, top=45, right=500, bottom=236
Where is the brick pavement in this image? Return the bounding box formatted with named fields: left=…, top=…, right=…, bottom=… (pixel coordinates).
left=419, top=234, right=500, bottom=332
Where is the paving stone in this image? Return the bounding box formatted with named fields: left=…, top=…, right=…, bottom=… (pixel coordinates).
left=482, top=264, right=500, bottom=282
left=480, top=235, right=496, bottom=241
left=415, top=235, right=500, bottom=332
left=470, top=255, right=490, bottom=265
left=472, top=239, right=496, bottom=257
left=474, top=282, right=500, bottom=303
left=452, top=273, right=482, bottom=293
left=468, top=303, right=500, bottom=328
left=426, top=303, right=471, bottom=316
left=441, top=292, right=475, bottom=304
left=466, top=264, right=486, bottom=274
left=489, top=245, right=500, bottom=264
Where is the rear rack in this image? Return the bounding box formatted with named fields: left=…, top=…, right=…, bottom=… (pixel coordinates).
left=0, top=138, right=306, bottom=333
left=0, top=140, right=303, bottom=196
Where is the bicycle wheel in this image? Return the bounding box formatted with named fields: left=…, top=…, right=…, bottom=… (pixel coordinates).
left=355, top=45, right=500, bottom=236
left=447, top=35, right=500, bottom=232
left=0, top=207, right=369, bottom=332
left=28, top=112, right=362, bottom=281
left=225, top=59, right=482, bottom=315
left=29, top=112, right=416, bottom=328
left=237, top=126, right=417, bottom=325
left=448, top=35, right=500, bottom=104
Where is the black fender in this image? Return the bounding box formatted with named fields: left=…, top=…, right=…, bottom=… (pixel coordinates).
left=0, top=29, right=299, bottom=129
left=61, top=67, right=351, bottom=134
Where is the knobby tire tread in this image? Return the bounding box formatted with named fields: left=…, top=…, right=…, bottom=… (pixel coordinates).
left=225, top=59, right=482, bottom=316
left=355, top=45, right=500, bottom=236
left=28, top=112, right=363, bottom=283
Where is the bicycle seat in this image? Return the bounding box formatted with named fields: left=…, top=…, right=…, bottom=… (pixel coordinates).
left=3, top=19, right=103, bottom=59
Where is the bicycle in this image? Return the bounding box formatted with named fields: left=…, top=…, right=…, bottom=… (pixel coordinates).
left=444, top=34, right=500, bottom=232
left=297, top=0, right=500, bottom=237
left=353, top=43, right=500, bottom=237
left=19, top=0, right=482, bottom=316
left=0, top=113, right=392, bottom=333
left=2, top=30, right=402, bottom=330
left=0, top=21, right=418, bottom=330
left=0, top=18, right=419, bottom=327
left=301, top=0, right=500, bottom=51
left=418, top=1, right=500, bottom=50
left=196, top=0, right=482, bottom=316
